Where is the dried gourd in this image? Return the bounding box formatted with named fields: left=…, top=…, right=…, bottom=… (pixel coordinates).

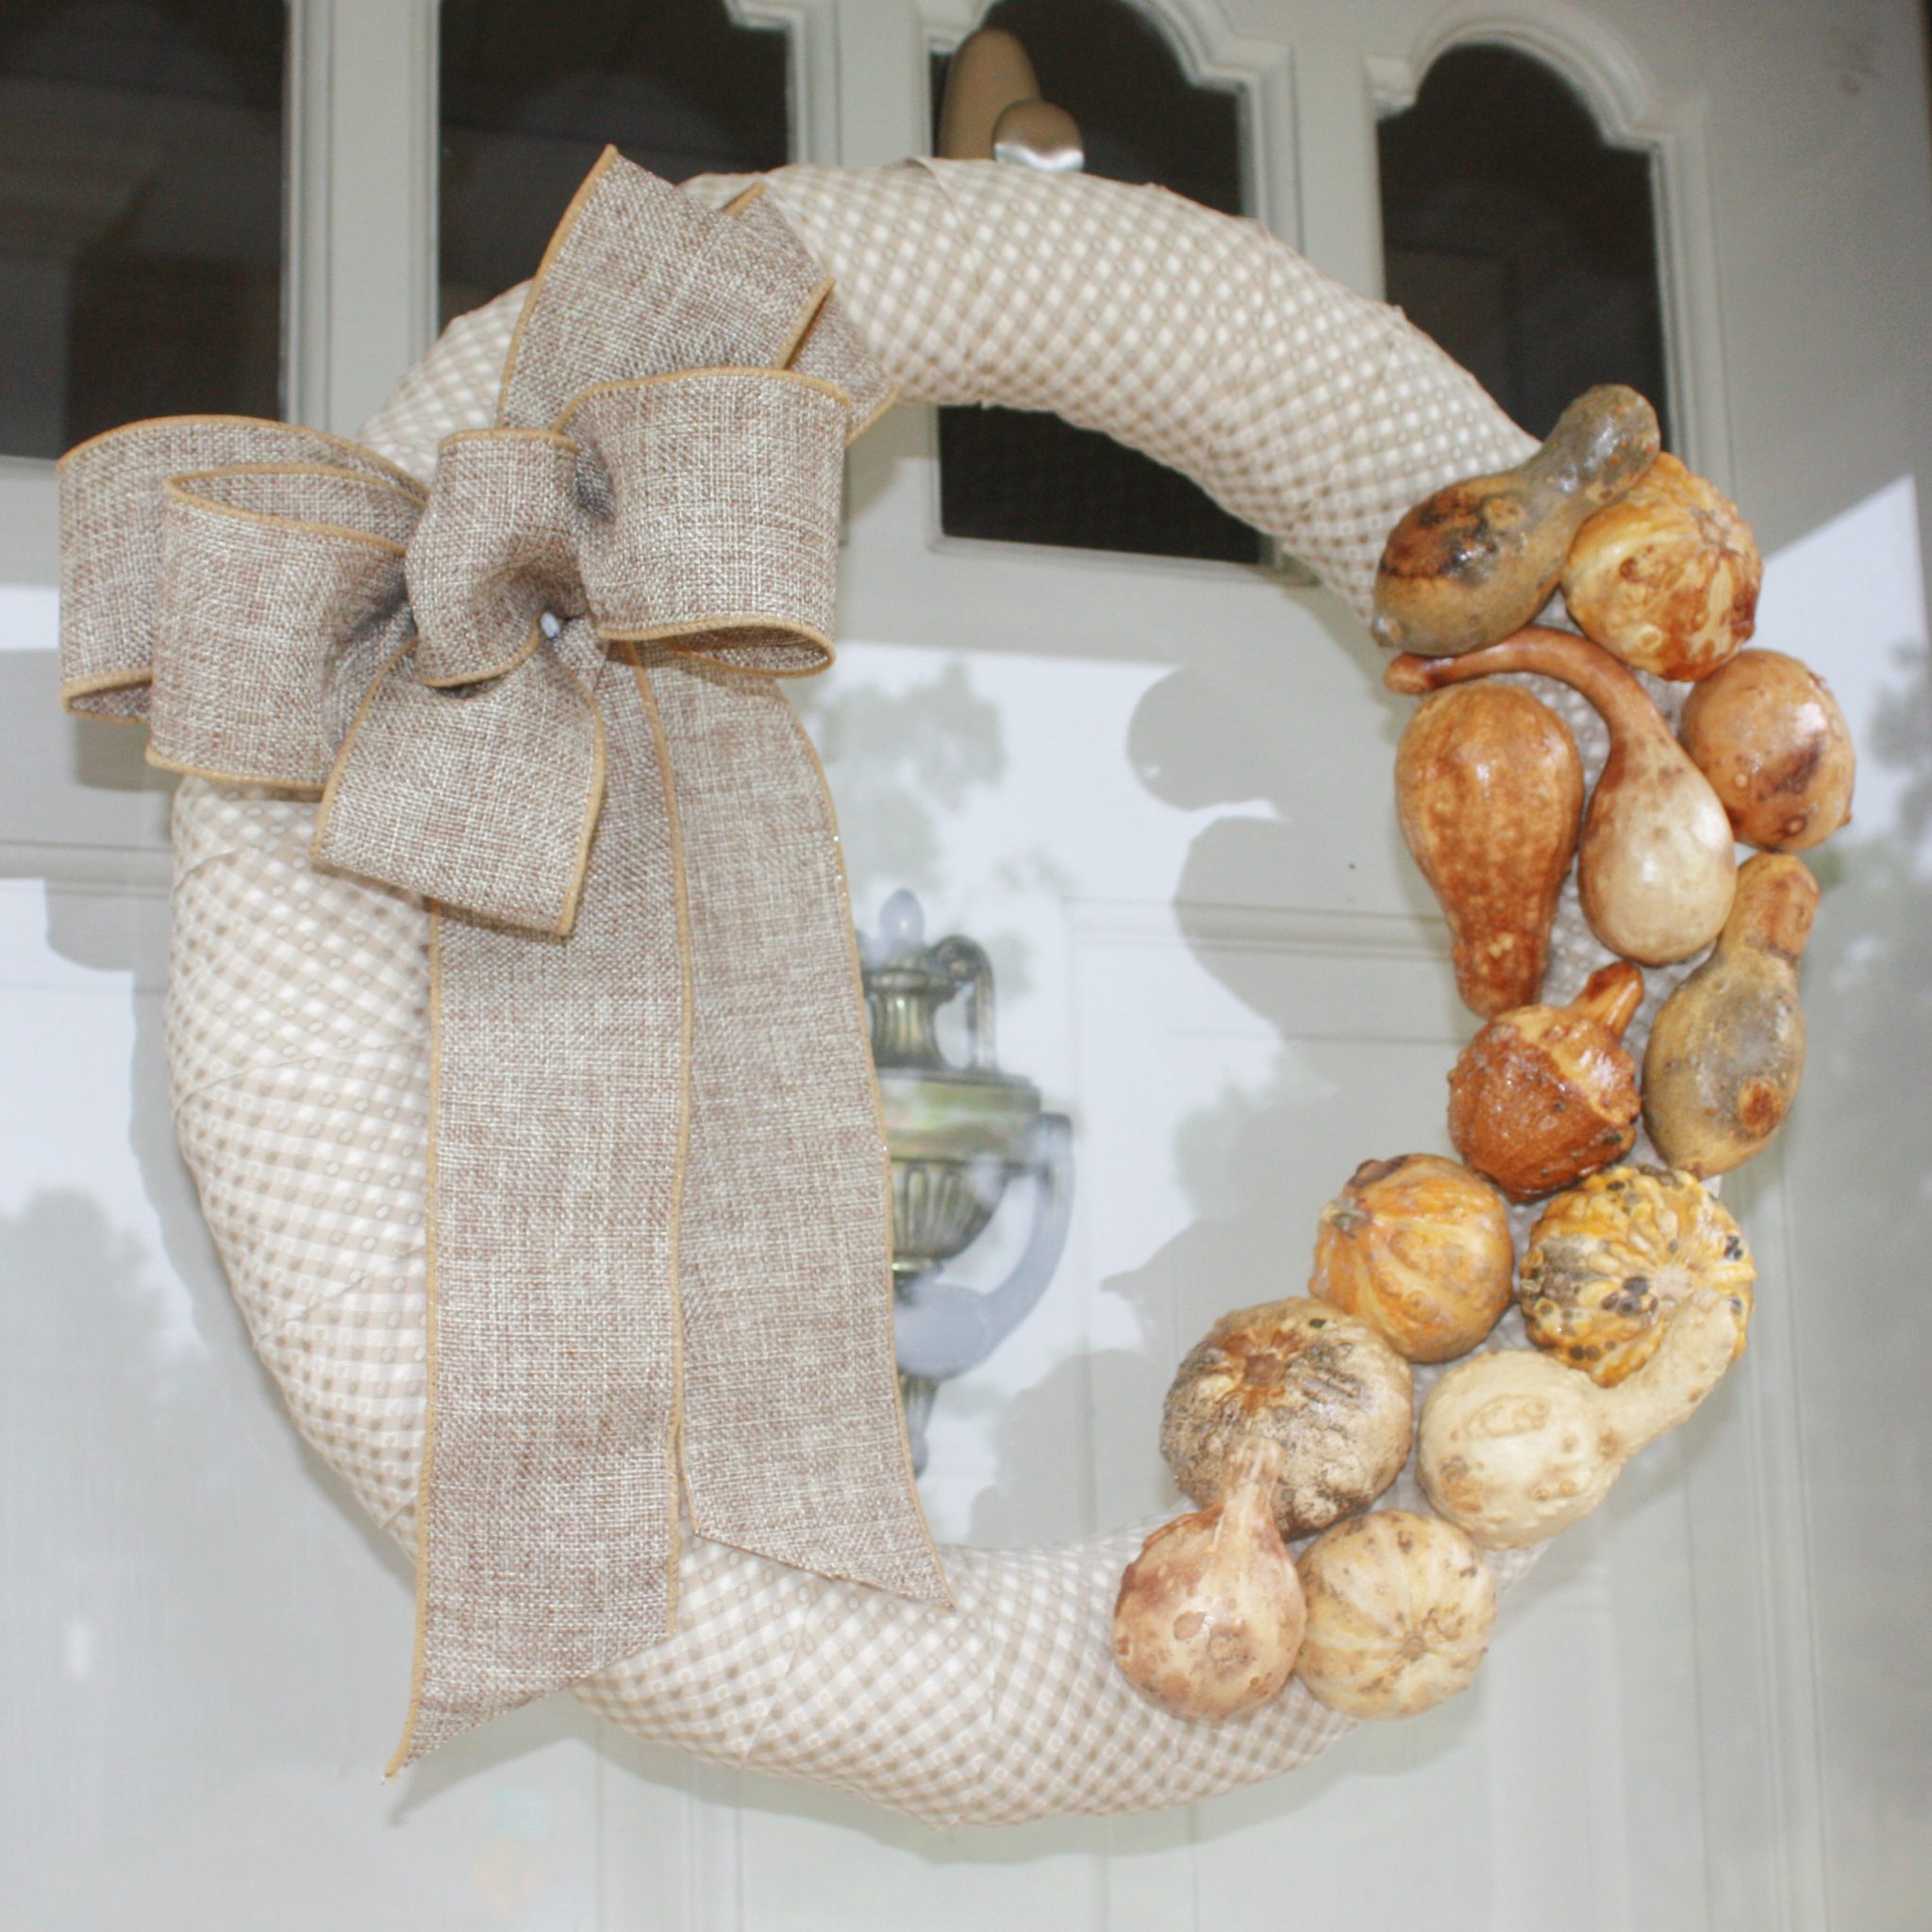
left=1389, top=627, right=1737, bottom=965
left=1678, top=648, right=1856, bottom=852
left=1446, top=961, right=1644, bottom=1202
left=1420, top=1289, right=1748, bottom=1548
left=1160, top=1298, right=1413, bottom=1540
left=1113, top=1436, right=1307, bottom=1724
left=1560, top=452, right=1762, bottom=681
left=1294, top=1509, right=1496, bottom=1720
left=1518, top=1165, right=1755, bottom=1386
left=1395, top=684, right=1583, bottom=1017
left=1309, top=1155, right=1514, bottom=1362
left=1372, top=386, right=1660, bottom=657
left=1643, top=854, right=1818, bottom=1176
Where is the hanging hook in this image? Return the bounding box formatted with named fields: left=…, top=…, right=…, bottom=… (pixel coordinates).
left=937, top=26, right=1084, bottom=174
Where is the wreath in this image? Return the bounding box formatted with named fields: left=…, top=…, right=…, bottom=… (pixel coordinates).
left=54, top=152, right=1851, bottom=1826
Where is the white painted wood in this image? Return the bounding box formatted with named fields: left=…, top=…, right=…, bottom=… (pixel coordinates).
left=6, top=1, right=1932, bottom=1925
left=288, top=0, right=439, bottom=438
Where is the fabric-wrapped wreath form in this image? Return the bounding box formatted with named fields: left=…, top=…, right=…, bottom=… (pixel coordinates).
left=59, top=152, right=1708, bottom=1824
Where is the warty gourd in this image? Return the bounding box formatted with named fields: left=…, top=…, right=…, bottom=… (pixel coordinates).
left=1419, top=1289, right=1747, bottom=1549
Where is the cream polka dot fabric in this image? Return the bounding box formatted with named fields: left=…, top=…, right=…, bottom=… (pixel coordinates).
left=175, top=161, right=1699, bottom=1824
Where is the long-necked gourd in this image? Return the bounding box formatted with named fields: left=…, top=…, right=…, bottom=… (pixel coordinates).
left=1371, top=385, right=1660, bottom=658
left=1388, top=626, right=1737, bottom=964
left=1643, top=853, right=1819, bottom=1175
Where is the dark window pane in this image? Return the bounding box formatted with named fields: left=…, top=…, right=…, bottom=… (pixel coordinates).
left=0, top=2, right=285, bottom=459
left=440, top=0, right=790, bottom=325
left=1378, top=45, right=1671, bottom=446
left=929, top=4, right=1259, bottom=565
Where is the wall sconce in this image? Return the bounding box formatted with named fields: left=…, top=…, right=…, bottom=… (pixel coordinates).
left=860, top=890, right=1074, bottom=1471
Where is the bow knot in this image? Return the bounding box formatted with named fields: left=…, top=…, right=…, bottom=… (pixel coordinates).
left=58, top=150, right=893, bottom=938
left=62, top=365, right=859, bottom=935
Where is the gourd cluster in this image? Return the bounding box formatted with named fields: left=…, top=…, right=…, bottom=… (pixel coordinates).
left=1111, top=389, right=1854, bottom=1732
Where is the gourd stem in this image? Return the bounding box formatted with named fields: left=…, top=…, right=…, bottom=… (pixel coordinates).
left=1574, top=959, right=1644, bottom=1037
left=1385, top=625, right=1666, bottom=747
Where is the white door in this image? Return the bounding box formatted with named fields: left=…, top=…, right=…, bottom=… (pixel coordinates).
left=6, top=2, right=1930, bottom=1928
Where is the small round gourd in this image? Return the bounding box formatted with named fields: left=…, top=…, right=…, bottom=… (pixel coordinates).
left=1293, top=1509, right=1496, bottom=1719
left=1446, top=961, right=1644, bottom=1202
left=1309, top=1155, right=1514, bottom=1362
left=1518, top=1165, right=1755, bottom=1385
left=1560, top=452, right=1762, bottom=681
left=1160, top=1298, right=1413, bottom=1540
left=1678, top=648, right=1856, bottom=851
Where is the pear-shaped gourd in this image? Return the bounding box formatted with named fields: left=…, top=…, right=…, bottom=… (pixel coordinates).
left=1419, top=1289, right=1747, bottom=1549
left=1113, top=1436, right=1307, bottom=1723
left=1372, top=386, right=1660, bottom=658
left=1388, top=626, right=1737, bottom=964
left=1643, top=854, right=1819, bottom=1175
left=1396, top=684, right=1584, bottom=1017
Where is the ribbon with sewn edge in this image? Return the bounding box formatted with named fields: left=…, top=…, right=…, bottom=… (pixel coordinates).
left=56, top=148, right=950, bottom=1766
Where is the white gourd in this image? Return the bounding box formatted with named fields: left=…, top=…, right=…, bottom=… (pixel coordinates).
left=1293, top=1509, right=1496, bottom=1720
left=1112, top=1436, right=1307, bottom=1724
left=1419, top=1289, right=1745, bottom=1549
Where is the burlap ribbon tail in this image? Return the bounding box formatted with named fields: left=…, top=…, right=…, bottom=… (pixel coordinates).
left=57, top=148, right=949, bottom=1765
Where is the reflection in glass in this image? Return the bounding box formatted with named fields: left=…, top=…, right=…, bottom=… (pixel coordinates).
left=1378, top=45, right=1671, bottom=446
left=439, top=0, right=790, bottom=325
left=0, top=1, right=285, bottom=459
left=929, top=2, right=1260, bottom=564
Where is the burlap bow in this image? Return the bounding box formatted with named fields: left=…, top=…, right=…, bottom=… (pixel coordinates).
left=58, top=149, right=949, bottom=1765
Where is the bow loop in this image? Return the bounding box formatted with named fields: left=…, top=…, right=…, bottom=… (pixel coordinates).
left=498, top=156, right=831, bottom=429
left=565, top=369, right=847, bottom=675
left=58, top=416, right=421, bottom=721
left=152, top=464, right=419, bottom=787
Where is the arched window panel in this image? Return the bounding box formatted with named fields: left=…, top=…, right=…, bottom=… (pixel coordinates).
left=440, top=0, right=790, bottom=325
left=0, top=1, right=285, bottom=459
left=929, top=1, right=1259, bottom=565
left=1378, top=44, right=1672, bottom=449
